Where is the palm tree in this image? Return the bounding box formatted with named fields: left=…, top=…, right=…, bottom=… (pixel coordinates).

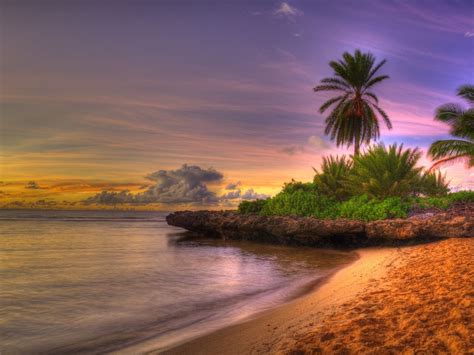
left=314, top=50, right=392, bottom=155
left=428, top=85, right=474, bottom=169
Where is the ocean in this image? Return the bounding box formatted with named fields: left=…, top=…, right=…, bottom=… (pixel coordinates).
left=0, top=209, right=355, bottom=353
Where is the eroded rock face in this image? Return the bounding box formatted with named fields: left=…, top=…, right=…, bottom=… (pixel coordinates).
left=166, top=207, right=473, bottom=247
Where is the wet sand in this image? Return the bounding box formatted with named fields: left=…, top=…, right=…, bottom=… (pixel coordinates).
left=162, top=238, right=473, bottom=354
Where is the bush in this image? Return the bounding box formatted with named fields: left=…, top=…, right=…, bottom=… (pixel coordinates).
left=419, top=170, right=449, bottom=197
left=281, top=180, right=317, bottom=194
left=416, top=190, right=474, bottom=210
left=238, top=199, right=268, bottom=214
left=260, top=189, right=339, bottom=218
left=313, top=155, right=353, bottom=201
left=339, top=195, right=410, bottom=221
left=237, top=190, right=472, bottom=220
left=347, top=143, right=423, bottom=199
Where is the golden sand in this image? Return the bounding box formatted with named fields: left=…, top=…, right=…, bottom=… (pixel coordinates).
left=282, top=238, right=474, bottom=354
left=163, top=238, right=473, bottom=355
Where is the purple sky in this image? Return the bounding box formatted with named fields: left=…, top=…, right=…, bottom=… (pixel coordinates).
left=1, top=0, right=473, bottom=208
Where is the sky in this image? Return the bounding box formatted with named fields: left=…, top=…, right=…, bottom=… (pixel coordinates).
left=0, top=0, right=473, bottom=210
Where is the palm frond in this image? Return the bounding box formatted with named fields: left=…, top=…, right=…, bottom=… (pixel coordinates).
left=364, top=92, right=379, bottom=104
left=428, top=139, right=474, bottom=161
left=365, top=75, right=389, bottom=90
left=367, top=59, right=387, bottom=82
left=320, top=78, right=351, bottom=89
left=435, top=103, right=464, bottom=124
left=319, top=94, right=348, bottom=114
left=313, top=84, right=348, bottom=93
left=372, top=104, right=392, bottom=129
left=457, top=84, right=474, bottom=104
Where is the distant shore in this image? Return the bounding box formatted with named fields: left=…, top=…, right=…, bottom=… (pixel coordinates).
left=162, top=238, right=473, bottom=354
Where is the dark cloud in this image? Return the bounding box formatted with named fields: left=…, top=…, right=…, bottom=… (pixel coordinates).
left=25, top=181, right=44, bottom=189
left=6, top=200, right=26, bottom=207
left=220, top=188, right=269, bottom=201
left=85, top=164, right=224, bottom=205
left=84, top=165, right=270, bottom=206
left=221, top=189, right=242, bottom=199
left=136, top=164, right=223, bottom=203
left=34, top=199, right=58, bottom=207
left=84, top=190, right=135, bottom=205
left=241, top=188, right=269, bottom=200
left=225, top=181, right=241, bottom=190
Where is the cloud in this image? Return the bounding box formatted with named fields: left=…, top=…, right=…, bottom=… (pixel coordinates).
left=137, top=164, right=223, bottom=203
left=220, top=188, right=269, bottom=201
left=274, top=2, right=303, bottom=19
left=281, top=136, right=329, bottom=156
left=281, top=145, right=305, bottom=156
left=85, top=190, right=135, bottom=205
left=25, top=181, right=44, bottom=189
left=307, top=135, right=329, bottom=150
left=221, top=189, right=242, bottom=199
left=33, top=199, right=58, bottom=207
left=85, top=164, right=223, bottom=205
left=241, top=188, right=270, bottom=200
left=225, top=181, right=241, bottom=190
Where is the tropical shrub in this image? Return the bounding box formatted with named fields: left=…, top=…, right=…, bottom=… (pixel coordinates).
left=347, top=143, right=422, bottom=199
left=416, top=190, right=474, bottom=210
left=418, top=170, right=449, bottom=197
left=313, top=155, right=353, bottom=200
left=339, top=195, right=410, bottom=221
left=238, top=199, right=267, bottom=214
left=261, top=190, right=339, bottom=218
left=281, top=180, right=317, bottom=194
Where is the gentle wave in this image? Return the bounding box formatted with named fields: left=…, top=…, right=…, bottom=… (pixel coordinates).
left=0, top=209, right=355, bottom=353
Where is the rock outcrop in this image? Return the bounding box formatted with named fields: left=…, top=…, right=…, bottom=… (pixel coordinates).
left=166, top=207, right=473, bottom=247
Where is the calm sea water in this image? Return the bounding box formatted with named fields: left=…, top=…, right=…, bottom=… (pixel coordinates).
left=0, top=209, right=355, bottom=353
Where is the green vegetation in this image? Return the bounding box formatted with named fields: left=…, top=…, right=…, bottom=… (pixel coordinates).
left=238, top=199, right=267, bottom=214
left=347, top=144, right=422, bottom=199
left=239, top=53, right=472, bottom=221
left=414, top=190, right=474, bottom=210
left=314, top=50, right=392, bottom=155
left=338, top=195, right=410, bottom=221
left=261, top=191, right=339, bottom=219
left=238, top=144, right=472, bottom=221
left=428, top=85, right=474, bottom=169
left=313, top=156, right=352, bottom=201
left=419, top=171, right=449, bottom=197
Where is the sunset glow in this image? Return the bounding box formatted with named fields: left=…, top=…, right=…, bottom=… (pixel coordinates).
left=1, top=0, right=472, bottom=210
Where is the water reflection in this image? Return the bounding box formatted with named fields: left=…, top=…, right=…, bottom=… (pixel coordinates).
left=0, top=210, right=355, bottom=353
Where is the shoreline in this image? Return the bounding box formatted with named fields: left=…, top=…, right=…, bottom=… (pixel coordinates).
left=166, top=208, right=473, bottom=247
left=160, top=238, right=473, bottom=354
left=114, top=248, right=359, bottom=354
left=157, top=246, right=399, bottom=354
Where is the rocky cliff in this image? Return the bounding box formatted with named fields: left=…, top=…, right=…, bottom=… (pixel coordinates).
left=166, top=205, right=473, bottom=247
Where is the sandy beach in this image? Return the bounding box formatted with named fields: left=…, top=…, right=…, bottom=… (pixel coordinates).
left=163, top=238, right=473, bottom=354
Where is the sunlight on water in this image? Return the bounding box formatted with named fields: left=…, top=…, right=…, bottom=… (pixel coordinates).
left=0, top=210, right=355, bottom=353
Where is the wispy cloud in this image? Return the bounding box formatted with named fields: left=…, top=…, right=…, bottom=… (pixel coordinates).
left=281, top=135, right=329, bottom=156
left=274, top=2, right=303, bottom=19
